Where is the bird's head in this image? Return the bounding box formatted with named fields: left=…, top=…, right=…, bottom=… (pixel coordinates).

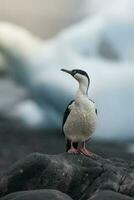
left=61, top=68, right=90, bottom=86
left=61, top=68, right=90, bottom=94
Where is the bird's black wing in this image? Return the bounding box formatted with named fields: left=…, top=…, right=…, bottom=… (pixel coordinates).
left=95, top=108, right=97, bottom=115
left=62, top=100, right=74, bottom=128
left=62, top=100, right=78, bottom=151
left=89, top=98, right=97, bottom=115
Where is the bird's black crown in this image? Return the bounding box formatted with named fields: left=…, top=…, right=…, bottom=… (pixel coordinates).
left=71, top=69, right=90, bottom=82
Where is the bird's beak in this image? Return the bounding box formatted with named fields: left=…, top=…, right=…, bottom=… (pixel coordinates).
left=61, top=69, right=72, bottom=75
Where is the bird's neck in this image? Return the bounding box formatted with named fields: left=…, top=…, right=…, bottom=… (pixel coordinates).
left=75, top=81, right=89, bottom=99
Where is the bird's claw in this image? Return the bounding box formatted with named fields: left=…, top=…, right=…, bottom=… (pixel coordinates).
left=79, top=148, right=92, bottom=157
left=67, top=147, right=79, bottom=154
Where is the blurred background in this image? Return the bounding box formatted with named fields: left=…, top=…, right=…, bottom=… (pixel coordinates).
left=0, top=0, right=134, bottom=171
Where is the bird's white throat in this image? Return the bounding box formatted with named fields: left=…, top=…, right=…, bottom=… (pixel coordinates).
left=74, top=73, right=89, bottom=96
left=75, top=76, right=89, bottom=98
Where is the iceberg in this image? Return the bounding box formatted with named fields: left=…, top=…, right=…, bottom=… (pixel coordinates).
left=0, top=0, right=134, bottom=140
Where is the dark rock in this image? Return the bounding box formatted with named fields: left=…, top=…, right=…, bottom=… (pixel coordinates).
left=89, top=190, right=134, bottom=200
left=0, top=153, right=134, bottom=200
left=0, top=189, right=73, bottom=200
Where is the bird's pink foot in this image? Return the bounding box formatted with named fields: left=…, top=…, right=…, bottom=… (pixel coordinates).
left=67, top=147, right=78, bottom=154
left=79, top=148, right=92, bottom=157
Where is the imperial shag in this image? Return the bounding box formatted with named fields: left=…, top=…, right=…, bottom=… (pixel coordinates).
left=61, top=69, right=97, bottom=156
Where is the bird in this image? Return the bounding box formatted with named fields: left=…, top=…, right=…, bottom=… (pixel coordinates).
left=61, top=68, right=97, bottom=156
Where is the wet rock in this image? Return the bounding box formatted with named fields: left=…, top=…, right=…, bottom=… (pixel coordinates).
left=0, top=189, right=73, bottom=200
left=89, top=190, right=134, bottom=200
left=0, top=153, right=134, bottom=200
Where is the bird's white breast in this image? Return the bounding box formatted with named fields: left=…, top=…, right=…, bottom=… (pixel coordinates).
left=63, top=96, right=97, bottom=142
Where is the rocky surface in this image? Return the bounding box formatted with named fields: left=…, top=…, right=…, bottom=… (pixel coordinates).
left=0, top=153, right=134, bottom=200
left=0, top=189, right=73, bottom=200
left=89, top=190, right=134, bottom=200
